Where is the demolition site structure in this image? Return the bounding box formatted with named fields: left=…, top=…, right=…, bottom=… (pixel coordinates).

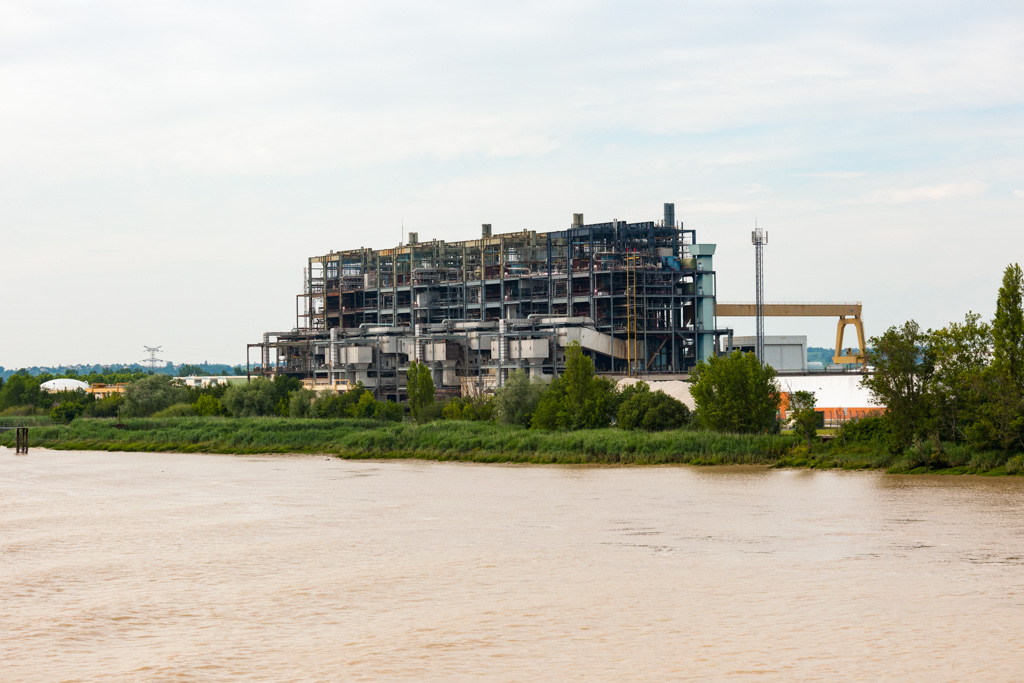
left=248, top=203, right=727, bottom=400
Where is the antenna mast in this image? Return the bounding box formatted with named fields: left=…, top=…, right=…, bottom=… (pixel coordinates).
left=752, top=223, right=768, bottom=364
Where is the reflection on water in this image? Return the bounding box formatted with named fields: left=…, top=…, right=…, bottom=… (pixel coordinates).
left=3, top=449, right=1024, bottom=681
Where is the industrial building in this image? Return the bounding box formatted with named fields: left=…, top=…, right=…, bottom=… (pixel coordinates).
left=726, top=335, right=809, bottom=372
left=248, top=203, right=729, bottom=400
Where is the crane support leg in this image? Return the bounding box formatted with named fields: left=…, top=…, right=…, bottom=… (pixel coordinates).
left=833, top=316, right=867, bottom=365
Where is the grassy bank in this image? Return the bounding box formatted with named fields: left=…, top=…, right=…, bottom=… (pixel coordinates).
left=3, top=416, right=792, bottom=465
left=2, top=417, right=1019, bottom=474
left=775, top=442, right=1023, bottom=476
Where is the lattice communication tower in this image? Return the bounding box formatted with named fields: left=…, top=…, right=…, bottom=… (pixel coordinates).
left=751, top=225, right=768, bottom=364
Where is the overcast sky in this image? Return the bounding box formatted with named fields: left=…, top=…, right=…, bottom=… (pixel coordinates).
left=2, top=0, right=1023, bottom=368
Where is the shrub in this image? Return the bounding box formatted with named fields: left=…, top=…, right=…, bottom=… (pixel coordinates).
left=375, top=400, right=404, bottom=422
left=310, top=383, right=367, bottom=419
left=0, top=405, right=44, bottom=417
left=417, top=399, right=445, bottom=423
left=441, top=395, right=496, bottom=421
left=837, top=416, right=886, bottom=444
left=51, top=400, right=85, bottom=423
left=351, top=391, right=380, bottom=419
left=618, top=390, right=690, bottom=431
left=152, top=403, right=197, bottom=418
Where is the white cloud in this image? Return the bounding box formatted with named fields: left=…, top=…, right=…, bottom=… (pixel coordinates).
left=3, top=1, right=1024, bottom=366
left=862, top=181, right=990, bottom=205
left=795, top=172, right=867, bottom=179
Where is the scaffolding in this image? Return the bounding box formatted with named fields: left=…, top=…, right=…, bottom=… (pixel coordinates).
left=249, top=203, right=728, bottom=398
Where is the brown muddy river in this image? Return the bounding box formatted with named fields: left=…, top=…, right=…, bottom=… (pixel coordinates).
left=2, top=448, right=1023, bottom=681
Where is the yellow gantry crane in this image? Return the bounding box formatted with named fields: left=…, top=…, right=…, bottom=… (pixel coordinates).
left=716, top=301, right=867, bottom=365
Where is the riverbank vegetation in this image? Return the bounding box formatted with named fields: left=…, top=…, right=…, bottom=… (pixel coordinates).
left=3, top=266, right=1022, bottom=475
left=2, top=415, right=1017, bottom=474
left=0, top=416, right=791, bottom=464
left=859, top=262, right=1024, bottom=470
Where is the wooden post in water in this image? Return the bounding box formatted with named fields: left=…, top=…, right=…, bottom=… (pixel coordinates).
left=15, top=427, right=28, bottom=454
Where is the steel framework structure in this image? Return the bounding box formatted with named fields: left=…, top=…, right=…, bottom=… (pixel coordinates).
left=249, top=203, right=727, bottom=398
left=751, top=225, right=767, bottom=364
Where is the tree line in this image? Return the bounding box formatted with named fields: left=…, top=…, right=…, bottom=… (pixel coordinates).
left=4, top=340, right=788, bottom=436
left=0, top=363, right=246, bottom=382
left=861, top=263, right=1024, bottom=457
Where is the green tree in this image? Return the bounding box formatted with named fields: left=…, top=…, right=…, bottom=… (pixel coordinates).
left=965, top=265, right=1024, bottom=452
left=860, top=321, right=934, bottom=453
left=992, top=263, right=1024, bottom=390
left=406, top=361, right=435, bottom=423
left=612, top=380, right=651, bottom=416
left=51, top=398, right=87, bottom=423
left=689, top=350, right=781, bottom=434
left=351, top=390, right=380, bottom=419
left=194, top=394, right=224, bottom=417
left=84, top=394, right=122, bottom=418
left=222, top=378, right=277, bottom=417
left=0, top=373, right=43, bottom=410
left=312, top=394, right=349, bottom=418
left=122, top=375, right=190, bottom=417
left=789, top=390, right=818, bottom=448
left=928, top=312, right=991, bottom=443
left=493, top=369, right=545, bottom=426
left=530, top=386, right=563, bottom=430
left=288, top=388, right=317, bottom=417
left=530, top=343, right=616, bottom=430
left=271, top=375, right=303, bottom=416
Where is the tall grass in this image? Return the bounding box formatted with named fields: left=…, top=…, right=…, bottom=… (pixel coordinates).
left=2, top=416, right=796, bottom=465
left=4, top=417, right=1019, bottom=473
